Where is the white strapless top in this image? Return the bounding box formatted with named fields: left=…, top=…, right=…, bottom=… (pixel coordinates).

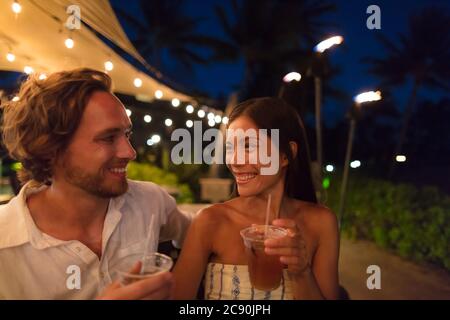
left=203, top=263, right=294, bottom=300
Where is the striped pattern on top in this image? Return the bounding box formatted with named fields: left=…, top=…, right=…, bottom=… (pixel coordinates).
left=204, top=263, right=294, bottom=300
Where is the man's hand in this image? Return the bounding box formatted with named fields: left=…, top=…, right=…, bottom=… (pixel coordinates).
left=97, top=262, right=174, bottom=300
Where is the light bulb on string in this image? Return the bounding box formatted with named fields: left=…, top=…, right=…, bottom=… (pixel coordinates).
left=24, top=66, right=34, bottom=74
left=186, top=105, right=194, bottom=114
left=171, top=98, right=180, bottom=107
left=6, top=53, right=15, bottom=62
left=144, top=115, right=152, bottom=123
left=12, top=1, right=22, bottom=14
left=154, top=90, right=163, bottom=99
left=65, top=37, right=74, bottom=49
left=165, top=118, right=173, bottom=127
left=134, top=78, right=142, bottom=88
left=104, top=61, right=114, bottom=71
left=197, top=110, right=205, bottom=118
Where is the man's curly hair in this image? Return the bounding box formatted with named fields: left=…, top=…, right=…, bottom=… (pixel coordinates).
left=1, top=68, right=112, bottom=186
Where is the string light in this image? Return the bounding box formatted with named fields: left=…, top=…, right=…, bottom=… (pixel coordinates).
left=144, top=115, right=152, bottom=123
left=171, top=98, right=180, bottom=107
left=165, top=118, right=173, bottom=127
left=151, top=134, right=161, bottom=144
left=12, top=1, right=22, bottom=14
left=197, top=110, right=205, bottom=118
left=186, top=105, right=194, bottom=114
left=6, top=53, right=15, bottom=62
left=24, top=66, right=33, bottom=74
left=208, top=119, right=216, bottom=127
left=214, top=115, right=222, bottom=124
left=12, top=96, right=20, bottom=102
left=154, top=90, right=163, bottom=99
left=207, top=112, right=215, bottom=120
left=186, top=120, right=193, bottom=128
left=222, top=116, right=229, bottom=124
left=104, top=61, right=114, bottom=71
left=134, top=78, right=142, bottom=88
left=126, top=109, right=132, bottom=117
left=65, top=37, right=74, bottom=49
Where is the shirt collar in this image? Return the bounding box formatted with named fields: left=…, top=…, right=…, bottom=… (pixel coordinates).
left=0, top=182, right=128, bottom=250
left=0, top=182, right=42, bottom=249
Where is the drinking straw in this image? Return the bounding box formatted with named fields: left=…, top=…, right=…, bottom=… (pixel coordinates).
left=140, top=214, right=156, bottom=275
left=264, top=194, right=272, bottom=238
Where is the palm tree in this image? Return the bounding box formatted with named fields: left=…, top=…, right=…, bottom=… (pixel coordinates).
left=114, top=0, right=216, bottom=72
left=283, top=51, right=346, bottom=117
left=211, top=0, right=336, bottom=98
left=364, top=7, right=450, bottom=177
left=407, top=98, right=450, bottom=166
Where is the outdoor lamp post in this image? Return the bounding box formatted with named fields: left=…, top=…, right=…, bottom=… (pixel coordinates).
left=312, top=36, right=343, bottom=193
left=278, top=72, right=301, bottom=98
left=338, top=90, right=381, bottom=228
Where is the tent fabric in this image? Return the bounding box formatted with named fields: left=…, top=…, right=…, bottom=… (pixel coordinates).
left=44, top=0, right=148, bottom=67
left=0, top=0, right=192, bottom=102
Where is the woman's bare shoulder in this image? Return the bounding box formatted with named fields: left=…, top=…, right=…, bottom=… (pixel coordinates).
left=293, top=200, right=339, bottom=234
left=193, top=200, right=239, bottom=224
left=189, top=201, right=243, bottom=244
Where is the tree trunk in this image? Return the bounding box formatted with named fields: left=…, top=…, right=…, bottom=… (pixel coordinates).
left=388, top=79, right=420, bottom=178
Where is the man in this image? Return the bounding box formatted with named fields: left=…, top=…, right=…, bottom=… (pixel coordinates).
left=0, top=68, right=191, bottom=299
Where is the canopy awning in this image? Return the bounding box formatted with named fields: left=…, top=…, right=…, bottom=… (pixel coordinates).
left=0, top=0, right=192, bottom=102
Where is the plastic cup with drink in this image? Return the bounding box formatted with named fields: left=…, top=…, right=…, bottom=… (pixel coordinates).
left=240, top=194, right=288, bottom=291
left=115, top=215, right=173, bottom=285
left=115, top=252, right=173, bottom=286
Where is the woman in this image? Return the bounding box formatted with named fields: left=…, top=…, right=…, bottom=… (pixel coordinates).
left=173, top=97, right=340, bottom=300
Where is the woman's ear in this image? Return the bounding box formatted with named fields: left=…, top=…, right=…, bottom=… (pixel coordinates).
left=281, top=141, right=298, bottom=167
left=289, top=141, right=298, bottom=160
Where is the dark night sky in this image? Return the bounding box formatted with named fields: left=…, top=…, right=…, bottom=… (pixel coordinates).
left=111, top=0, right=449, bottom=127
left=182, top=0, right=449, bottom=98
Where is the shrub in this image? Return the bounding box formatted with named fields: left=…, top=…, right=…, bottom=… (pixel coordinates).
left=127, top=161, right=194, bottom=203
left=325, top=173, right=450, bottom=270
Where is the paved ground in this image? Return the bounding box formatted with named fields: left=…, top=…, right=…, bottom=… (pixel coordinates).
left=179, top=204, right=450, bottom=300
left=339, top=238, right=450, bottom=300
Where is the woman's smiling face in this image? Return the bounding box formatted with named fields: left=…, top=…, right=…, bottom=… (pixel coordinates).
left=226, top=115, right=288, bottom=197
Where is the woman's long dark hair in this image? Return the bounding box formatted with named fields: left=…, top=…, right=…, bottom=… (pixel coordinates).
left=228, top=97, right=317, bottom=204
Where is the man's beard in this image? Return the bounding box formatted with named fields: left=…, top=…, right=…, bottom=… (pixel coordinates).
left=62, top=159, right=128, bottom=198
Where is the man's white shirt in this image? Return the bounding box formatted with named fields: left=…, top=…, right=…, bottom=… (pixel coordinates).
left=0, top=180, right=191, bottom=299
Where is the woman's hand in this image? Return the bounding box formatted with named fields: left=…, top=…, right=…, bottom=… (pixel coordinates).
left=264, top=218, right=311, bottom=277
